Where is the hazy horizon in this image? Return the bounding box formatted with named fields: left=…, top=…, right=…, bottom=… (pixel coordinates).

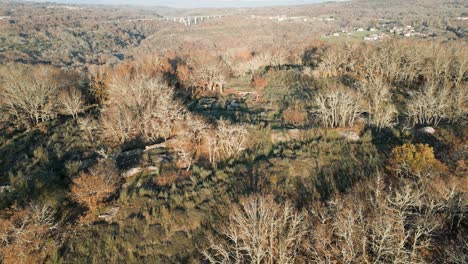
left=28, top=0, right=339, bottom=8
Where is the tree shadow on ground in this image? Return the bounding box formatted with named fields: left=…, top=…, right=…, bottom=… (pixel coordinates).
left=0, top=119, right=97, bottom=212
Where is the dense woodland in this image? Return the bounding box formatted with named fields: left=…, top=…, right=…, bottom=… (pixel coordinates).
left=0, top=0, right=467, bottom=263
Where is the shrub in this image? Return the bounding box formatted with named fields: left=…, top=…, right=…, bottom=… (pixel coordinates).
left=388, top=144, right=447, bottom=179
left=282, top=105, right=309, bottom=127
left=0, top=204, right=58, bottom=264
left=71, top=160, right=121, bottom=211
left=263, top=70, right=313, bottom=108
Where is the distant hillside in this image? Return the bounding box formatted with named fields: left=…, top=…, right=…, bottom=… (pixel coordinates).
left=26, top=0, right=339, bottom=8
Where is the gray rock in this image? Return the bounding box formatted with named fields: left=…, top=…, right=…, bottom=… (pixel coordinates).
left=0, top=185, right=11, bottom=194
left=119, top=149, right=143, bottom=158
left=227, top=100, right=242, bottom=111
left=419, top=127, right=435, bottom=135
left=197, top=98, right=216, bottom=109
left=98, top=207, right=120, bottom=221
left=339, top=131, right=360, bottom=141
left=271, top=129, right=305, bottom=143
left=122, top=167, right=143, bottom=178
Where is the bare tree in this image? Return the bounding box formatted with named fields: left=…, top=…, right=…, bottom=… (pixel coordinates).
left=234, top=51, right=288, bottom=79
left=308, top=169, right=445, bottom=264
left=203, top=196, right=307, bottom=264
left=100, top=74, right=185, bottom=144
left=448, top=84, right=468, bottom=125
left=406, top=84, right=451, bottom=126
left=204, top=120, right=248, bottom=167
left=217, top=120, right=248, bottom=159
left=186, top=116, right=209, bottom=148
left=0, top=65, right=63, bottom=128
left=359, top=78, right=397, bottom=130
left=184, top=55, right=229, bottom=94
left=172, top=135, right=196, bottom=172
left=205, top=130, right=221, bottom=167
left=78, top=115, right=99, bottom=142
left=59, top=87, right=85, bottom=119
left=312, top=86, right=362, bottom=128
left=316, top=44, right=353, bottom=78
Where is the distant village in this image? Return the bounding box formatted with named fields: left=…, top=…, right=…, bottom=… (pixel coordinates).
left=249, top=15, right=335, bottom=22
left=323, top=23, right=433, bottom=41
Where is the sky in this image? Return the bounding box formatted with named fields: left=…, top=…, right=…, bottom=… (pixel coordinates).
left=29, top=0, right=334, bottom=8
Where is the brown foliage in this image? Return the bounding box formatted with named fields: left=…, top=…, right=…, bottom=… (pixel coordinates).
left=87, top=67, right=109, bottom=104
left=71, top=160, right=121, bottom=212
left=154, top=167, right=178, bottom=188
left=282, top=105, right=309, bottom=127
left=388, top=144, right=448, bottom=179
left=0, top=205, right=57, bottom=264
left=252, top=75, right=268, bottom=90
left=176, top=64, right=192, bottom=88
left=154, top=163, right=190, bottom=187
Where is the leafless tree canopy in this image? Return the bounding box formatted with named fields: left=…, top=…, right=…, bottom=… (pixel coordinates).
left=406, top=85, right=451, bottom=126
left=312, top=85, right=362, bottom=128
left=0, top=1, right=466, bottom=262
left=0, top=65, right=64, bottom=128
left=100, top=73, right=186, bottom=144
left=59, top=87, right=85, bottom=119
left=204, top=196, right=307, bottom=264
left=205, top=120, right=248, bottom=166
left=359, top=78, right=397, bottom=130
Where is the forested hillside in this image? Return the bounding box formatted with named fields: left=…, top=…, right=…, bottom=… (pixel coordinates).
left=0, top=0, right=466, bottom=263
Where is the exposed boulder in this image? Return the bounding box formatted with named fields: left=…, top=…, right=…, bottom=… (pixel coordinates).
left=122, top=166, right=159, bottom=179
left=196, top=98, right=216, bottom=110
left=98, top=207, right=120, bottom=222
left=227, top=100, right=242, bottom=111
left=338, top=130, right=360, bottom=141
left=0, top=185, right=11, bottom=194
left=122, top=167, right=143, bottom=178
left=271, top=129, right=303, bottom=143
left=418, top=126, right=436, bottom=135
